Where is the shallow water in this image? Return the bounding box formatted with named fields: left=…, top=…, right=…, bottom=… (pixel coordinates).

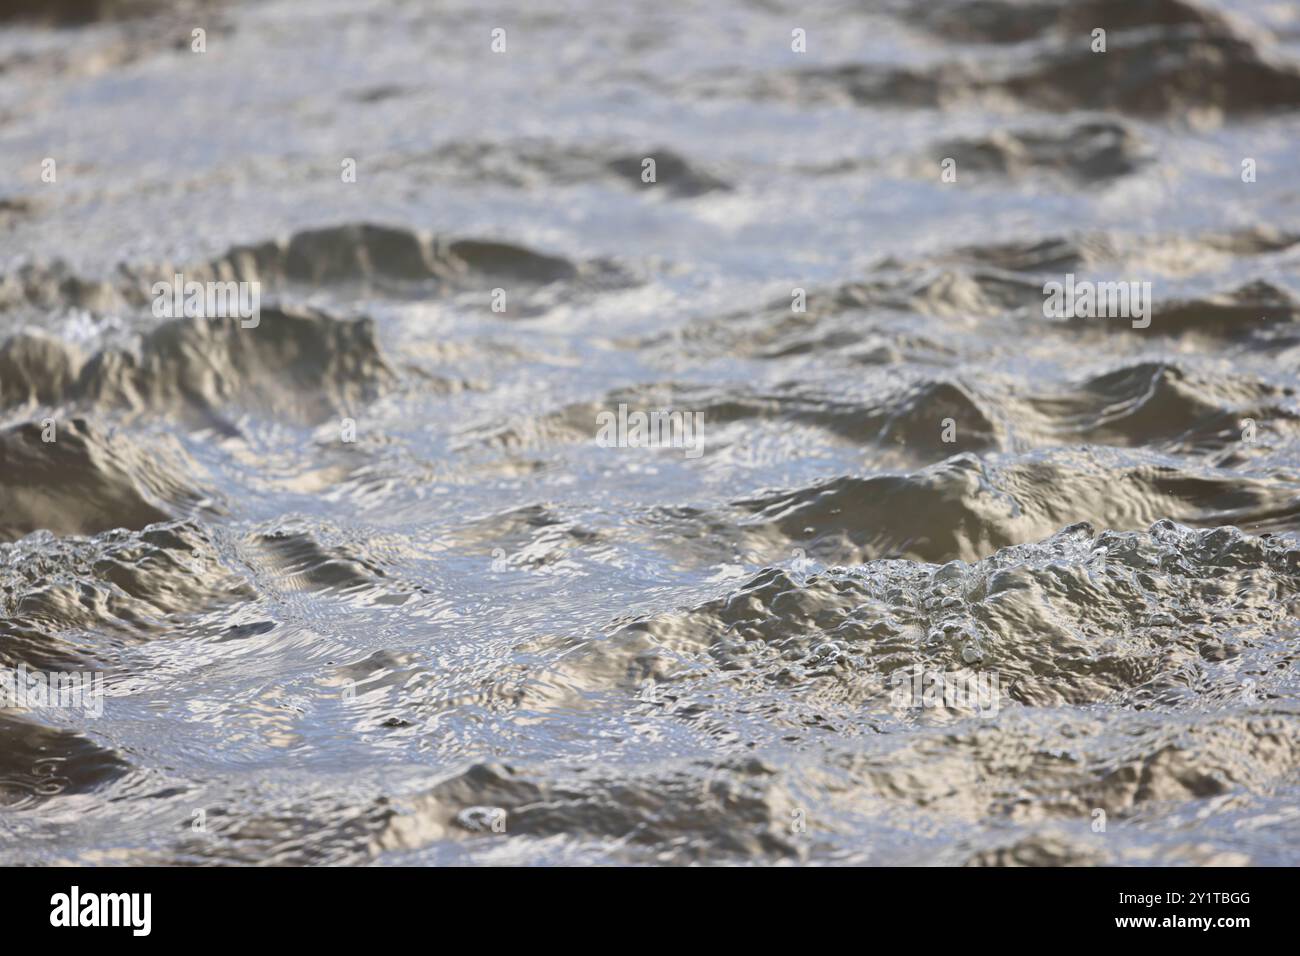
left=1, top=0, right=1299, bottom=865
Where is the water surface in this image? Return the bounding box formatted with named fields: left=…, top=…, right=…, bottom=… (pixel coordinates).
left=1, top=0, right=1299, bottom=865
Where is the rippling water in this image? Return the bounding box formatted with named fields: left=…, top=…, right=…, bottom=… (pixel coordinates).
left=1, top=0, right=1299, bottom=865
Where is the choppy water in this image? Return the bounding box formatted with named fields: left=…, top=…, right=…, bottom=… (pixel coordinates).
left=1, top=0, right=1299, bottom=865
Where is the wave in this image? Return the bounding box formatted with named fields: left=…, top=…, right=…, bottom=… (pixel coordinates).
left=703, top=0, right=1300, bottom=118
left=736, top=449, right=1300, bottom=563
